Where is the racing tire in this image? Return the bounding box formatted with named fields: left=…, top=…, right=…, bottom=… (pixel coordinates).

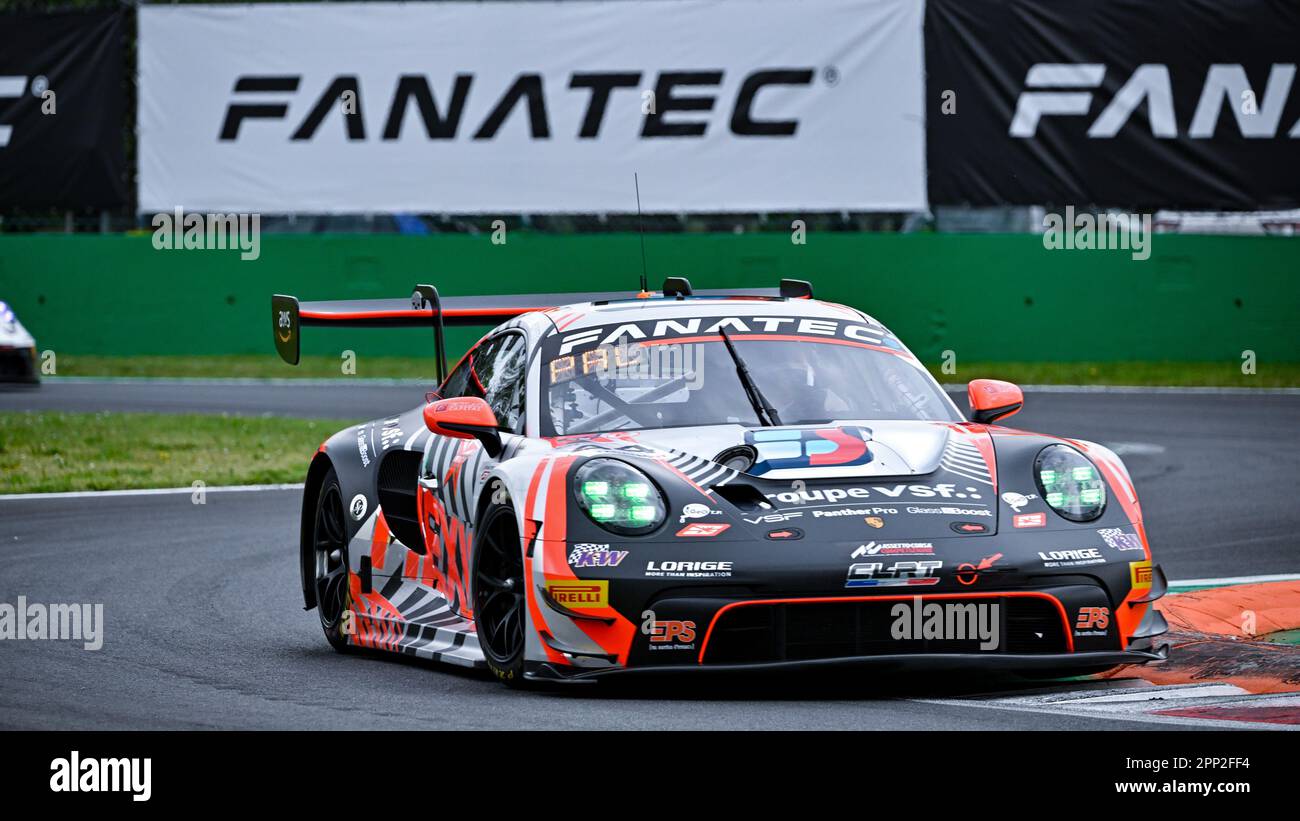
left=473, top=500, right=529, bottom=687
left=311, top=467, right=353, bottom=653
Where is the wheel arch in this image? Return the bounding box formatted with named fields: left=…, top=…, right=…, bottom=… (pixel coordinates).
left=473, top=460, right=540, bottom=553
left=299, top=452, right=336, bottom=610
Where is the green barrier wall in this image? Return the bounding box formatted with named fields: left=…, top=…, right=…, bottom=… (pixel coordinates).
left=0, top=233, right=1296, bottom=363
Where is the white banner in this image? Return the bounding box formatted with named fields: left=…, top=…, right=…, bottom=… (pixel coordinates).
left=139, top=0, right=925, bottom=214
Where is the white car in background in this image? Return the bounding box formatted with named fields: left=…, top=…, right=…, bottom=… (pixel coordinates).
left=0, top=301, right=39, bottom=383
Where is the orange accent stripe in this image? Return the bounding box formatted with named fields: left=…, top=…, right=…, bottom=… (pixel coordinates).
left=1077, top=441, right=1143, bottom=526
left=524, top=456, right=548, bottom=522
left=371, top=510, right=391, bottom=570
left=697, top=591, right=1074, bottom=662
left=637, top=333, right=914, bottom=360
left=300, top=307, right=545, bottom=321
left=951, top=426, right=998, bottom=488
left=533, top=455, right=638, bottom=665
left=556, top=312, right=585, bottom=331
left=542, top=456, right=576, bottom=549
left=521, top=458, right=566, bottom=664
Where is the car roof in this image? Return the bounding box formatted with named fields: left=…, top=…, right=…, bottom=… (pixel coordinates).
left=539, top=295, right=890, bottom=334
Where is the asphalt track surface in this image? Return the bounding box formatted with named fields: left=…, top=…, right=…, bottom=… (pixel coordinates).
left=0, top=489, right=1245, bottom=731
left=0, top=380, right=1297, bottom=729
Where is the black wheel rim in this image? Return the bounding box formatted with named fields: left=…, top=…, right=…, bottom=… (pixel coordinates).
left=475, top=511, right=525, bottom=665
left=314, top=483, right=349, bottom=629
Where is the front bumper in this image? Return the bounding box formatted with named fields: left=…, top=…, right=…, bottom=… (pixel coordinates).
left=526, top=566, right=1171, bottom=683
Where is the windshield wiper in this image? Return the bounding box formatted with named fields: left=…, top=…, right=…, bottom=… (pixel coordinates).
left=719, top=329, right=782, bottom=427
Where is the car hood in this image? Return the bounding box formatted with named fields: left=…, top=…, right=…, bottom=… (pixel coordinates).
left=547, top=420, right=1006, bottom=542
left=627, top=420, right=978, bottom=481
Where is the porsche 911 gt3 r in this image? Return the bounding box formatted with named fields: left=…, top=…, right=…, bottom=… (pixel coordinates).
left=272, top=279, right=1168, bottom=686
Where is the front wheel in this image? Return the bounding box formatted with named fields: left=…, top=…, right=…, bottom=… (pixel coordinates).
left=312, top=468, right=353, bottom=652
left=473, top=500, right=528, bottom=685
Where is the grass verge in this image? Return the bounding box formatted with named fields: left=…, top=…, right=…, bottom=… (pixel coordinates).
left=939, top=361, right=1300, bottom=388
left=52, top=354, right=437, bottom=380
left=47, top=355, right=1300, bottom=387
left=0, top=411, right=337, bottom=494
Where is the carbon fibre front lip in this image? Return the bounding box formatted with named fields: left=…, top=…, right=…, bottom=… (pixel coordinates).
left=526, top=644, right=1170, bottom=683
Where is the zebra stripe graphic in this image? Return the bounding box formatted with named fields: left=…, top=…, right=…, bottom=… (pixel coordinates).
left=940, top=437, right=994, bottom=486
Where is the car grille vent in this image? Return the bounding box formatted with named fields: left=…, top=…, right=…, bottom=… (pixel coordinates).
left=377, top=450, right=424, bottom=554
left=711, top=482, right=771, bottom=512
left=703, top=597, right=1069, bottom=664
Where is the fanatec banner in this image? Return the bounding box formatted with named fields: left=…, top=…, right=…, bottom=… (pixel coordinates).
left=139, top=0, right=926, bottom=214
left=0, top=9, right=126, bottom=208
left=925, top=0, right=1300, bottom=209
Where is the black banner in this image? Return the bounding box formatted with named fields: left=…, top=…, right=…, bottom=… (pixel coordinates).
left=925, top=0, right=1300, bottom=209
left=0, top=9, right=126, bottom=208
left=0, top=730, right=1288, bottom=808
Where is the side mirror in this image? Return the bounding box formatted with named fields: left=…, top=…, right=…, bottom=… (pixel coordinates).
left=967, top=379, right=1024, bottom=424
left=423, top=396, right=503, bottom=457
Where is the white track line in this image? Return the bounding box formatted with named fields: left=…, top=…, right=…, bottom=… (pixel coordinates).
left=910, top=693, right=1295, bottom=730
left=0, top=483, right=304, bottom=501
left=1168, top=573, right=1300, bottom=588
left=912, top=681, right=1300, bottom=730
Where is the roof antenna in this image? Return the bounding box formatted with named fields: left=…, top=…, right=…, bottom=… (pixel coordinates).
left=634, top=173, right=651, bottom=297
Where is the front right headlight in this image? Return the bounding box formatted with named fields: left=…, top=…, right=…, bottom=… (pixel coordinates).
left=573, top=458, right=666, bottom=535
left=1034, top=444, right=1107, bottom=522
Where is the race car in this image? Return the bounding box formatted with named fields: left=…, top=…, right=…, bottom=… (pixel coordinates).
left=272, top=279, right=1168, bottom=685
left=0, top=300, right=39, bottom=383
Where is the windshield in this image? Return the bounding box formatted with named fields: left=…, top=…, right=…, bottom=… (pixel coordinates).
left=542, top=330, right=959, bottom=436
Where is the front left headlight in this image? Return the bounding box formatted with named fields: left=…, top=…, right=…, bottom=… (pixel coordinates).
left=573, top=458, right=666, bottom=535
left=1034, top=444, right=1107, bottom=522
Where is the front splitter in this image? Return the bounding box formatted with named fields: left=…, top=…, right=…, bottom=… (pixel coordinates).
left=526, top=645, right=1169, bottom=684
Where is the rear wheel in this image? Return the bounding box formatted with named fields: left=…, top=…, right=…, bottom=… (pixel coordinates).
left=312, top=468, right=353, bottom=652
left=473, top=501, right=528, bottom=685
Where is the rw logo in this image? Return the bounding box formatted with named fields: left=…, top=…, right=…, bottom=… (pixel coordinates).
left=1009, top=63, right=1300, bottom=139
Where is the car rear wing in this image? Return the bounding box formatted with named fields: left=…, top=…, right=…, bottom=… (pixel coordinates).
left=273, top=285, right=604, bottom=381
left=271, top=279, right=801, bottom=381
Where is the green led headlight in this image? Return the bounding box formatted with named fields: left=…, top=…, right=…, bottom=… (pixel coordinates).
left=574, top=459, right=666, bottom=535
left=1034, top=444, right=1107, bottom=522
left=622, top=483, right=650, bottom=500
